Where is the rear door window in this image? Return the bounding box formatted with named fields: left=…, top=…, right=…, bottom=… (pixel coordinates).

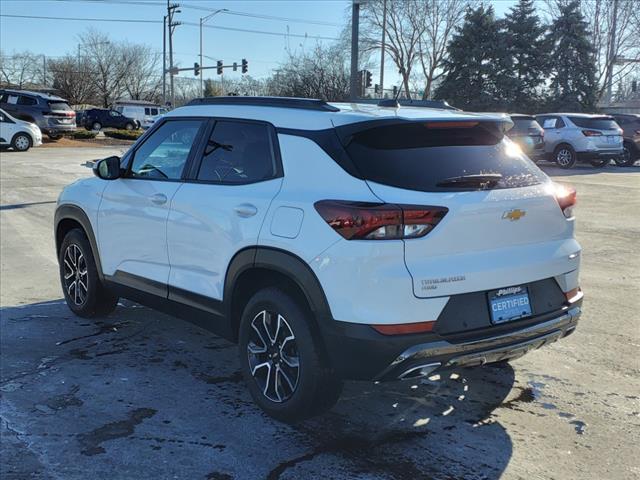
left=341, top=122, right=545, bottom=192
left=569, top=116, right=619, bottom=130
left=18, top=96, right=37, bottom=106
left=196, top=120, right=277, bottom=184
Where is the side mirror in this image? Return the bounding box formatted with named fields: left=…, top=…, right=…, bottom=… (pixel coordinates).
left=93, top=156, right=122, bottom=180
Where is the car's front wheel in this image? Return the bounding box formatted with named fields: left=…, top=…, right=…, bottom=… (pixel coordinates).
left=59, top=229, right=118, bottom=317
left=616, top=142, right=637, bottom=167
left=124, top=122, right=135, bottom=131
left=554, top=145, right=577, bottom=169
left=92, top=122, right=102, bottom=131
left=11, top=133, right=32, bottom=152
left=238, top=287, right=342, bottom=423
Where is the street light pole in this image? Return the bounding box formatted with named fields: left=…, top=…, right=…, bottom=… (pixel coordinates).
left=200, top=8, right=228, bottom=97
left=163, top=15, right=167, bottom=104
left=379, top=0, right=386, bottom=98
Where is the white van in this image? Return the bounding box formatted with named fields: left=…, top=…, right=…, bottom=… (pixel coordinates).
left=113, top=101, right=169, bottom=129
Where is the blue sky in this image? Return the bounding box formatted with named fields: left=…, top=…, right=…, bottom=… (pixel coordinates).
left=0, top=0, right=516, bottom=85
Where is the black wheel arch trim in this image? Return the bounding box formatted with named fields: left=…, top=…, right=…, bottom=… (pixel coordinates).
left=54, top=204, right=105, bottom=281
left=223, top=246, right=334, bottom=323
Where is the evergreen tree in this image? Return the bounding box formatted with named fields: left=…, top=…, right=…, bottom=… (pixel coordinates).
left=546, top=0, right=597, bottom=112
left=502, top=0, right=549, bottom=112
left=434, top=6, right=509, bottom=111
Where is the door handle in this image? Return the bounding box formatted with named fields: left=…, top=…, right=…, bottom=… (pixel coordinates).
left=150, top=193, right=168, bottom=205
left=234, top=203, right=258, bottom=218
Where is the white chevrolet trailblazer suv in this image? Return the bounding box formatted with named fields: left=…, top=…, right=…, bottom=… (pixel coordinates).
left=55, top=97, right=583, bottom=422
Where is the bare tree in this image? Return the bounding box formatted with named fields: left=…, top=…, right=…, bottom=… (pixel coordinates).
left=122, top=44, right=162, bottom=101
left=361, top=0, right=427, bottom=97
left=0, top=50, right=42, bottom=88
left=48, top=55, right=96, bottom=105
left=267, top=44, right=350, bottom=101
left=416, top=0, right=468, bottom=98
left=79, top=29, right=131, bottom=107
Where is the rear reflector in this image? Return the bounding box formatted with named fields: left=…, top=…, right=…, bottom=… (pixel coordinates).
left=371, top=321, right=435, bottom=335
left=564, top=287, right=583, bottom=303
left=552, top=183, right=577, bottom=218
left=314, top=200, right=448, bottom=240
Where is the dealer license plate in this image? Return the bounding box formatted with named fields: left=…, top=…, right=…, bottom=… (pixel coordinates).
left=488, top=285, right=532, bottom=324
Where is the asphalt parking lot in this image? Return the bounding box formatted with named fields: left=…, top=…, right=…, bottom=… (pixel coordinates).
left=1, top=146, right=639, bottom=480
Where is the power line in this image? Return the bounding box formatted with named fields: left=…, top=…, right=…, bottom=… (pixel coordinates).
left=0, top=14, right=340, bottom=41
left=46, top=0, right=342, bottom=27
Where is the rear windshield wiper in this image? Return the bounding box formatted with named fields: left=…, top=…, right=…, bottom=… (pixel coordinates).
left=436, top=173, right=503, bottom=189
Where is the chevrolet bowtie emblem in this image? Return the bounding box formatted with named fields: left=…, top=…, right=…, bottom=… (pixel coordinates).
left=502, top=209, right=526, bottom=221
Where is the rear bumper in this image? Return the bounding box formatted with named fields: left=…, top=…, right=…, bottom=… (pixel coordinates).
left=319, top=300, right=582, bottom=381
left=578, top=149, right=623, bottom=161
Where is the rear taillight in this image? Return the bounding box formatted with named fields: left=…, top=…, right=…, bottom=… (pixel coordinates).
left=582, top=129, right=602, bottom=137
left=552, top=183, right=577, bottom=218
left=314, top=200, right=448, bottom=240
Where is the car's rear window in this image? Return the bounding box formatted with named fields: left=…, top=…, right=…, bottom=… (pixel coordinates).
left=510, top=117, right=542, bottom=135
left=47, top=101, right=72, bottom=111
left=342, top=122, right=545, bottom=192
left=569, top=116, right=618, bottom=130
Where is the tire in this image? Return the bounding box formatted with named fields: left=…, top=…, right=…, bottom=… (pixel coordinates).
left=92, top=122, right=102, bottom=131
left=124, top=122, right=134, bottom=131
left=590, top=158, right=609, bottom=168
left=617, top=142, right=638, bottom=167
left=238, top=287, right=343, bottom=423
left=58, top=228, right=118, bottom=318
left=553, top=145, right=577, bottom=169
left=11, top=133, right=32, bottom=152
left=48, top=133, right=61, bottom=141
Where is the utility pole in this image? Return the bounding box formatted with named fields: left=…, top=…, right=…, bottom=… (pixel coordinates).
left=167, top=0, right=181, bottom=107
left=162, top=14, right=167, bottom=104
left=605, top=0, right=619, bottom=106
left=379, top=0, right=386, bottom=99
left=200, top=8, right=227, bottom=97
left=350, top=0, right=361, bottom=101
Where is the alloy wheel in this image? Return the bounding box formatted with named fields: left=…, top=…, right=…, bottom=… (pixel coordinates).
left=556, top=148, right=573, bottom=167
left=63, top=244, right=88, bottom=306
left=14, top=135, right=30, bottom=151
left=616, top=146, right=631, bottom=166
left=247, top=310, right=300, bottom=403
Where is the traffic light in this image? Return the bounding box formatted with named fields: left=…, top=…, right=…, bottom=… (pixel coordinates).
left=194, top=62, right=200, bottom=76
left=241, top=58, right=248, bottom=74
left=233, top=62, right=238, bottom=72
left=632, top=80, right=638, bottom=93
left=374, top=84, right=379, bottom=94
left=392, top=85, right=398, bottom=96
left=217, top=60, right=223, bottom=75
left=365, top=70, right=372, bottom=88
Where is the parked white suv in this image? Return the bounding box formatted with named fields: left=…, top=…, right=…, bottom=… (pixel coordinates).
left=535, top=113, right=624, bottom=168
left=55, top=97, right=583, bottom=422
left=0, top=108, right=42, bottom=151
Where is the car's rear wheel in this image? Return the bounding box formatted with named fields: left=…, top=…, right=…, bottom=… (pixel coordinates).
left=590, top=158, right=609, bottom=168
left=554, top=145, right=577, bottom=169
left=238, top=287, right=342, bottom=423
left=92, top=122, right=102, bottom=131
left=11, top=133, right=32, bottom=152
left=48, top=133, right=61, bottom=141
left=617, top=142, right=637, bottom=167
left=59, top=228, right=118, bottom=318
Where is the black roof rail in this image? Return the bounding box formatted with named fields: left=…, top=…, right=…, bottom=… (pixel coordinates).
left=186, top=96, right=340, bottom=112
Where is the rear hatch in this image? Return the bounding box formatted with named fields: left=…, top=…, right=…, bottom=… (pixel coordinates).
left=568, top=116, right=622, bottom=149
left=508, top=115, right=544, bottom=153
left=338, top=119, right=579, bottom=298
left=46, top=100, right=76, bottom=128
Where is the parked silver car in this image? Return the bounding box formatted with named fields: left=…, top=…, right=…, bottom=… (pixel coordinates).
left=535, top=113, right=623, bottom=168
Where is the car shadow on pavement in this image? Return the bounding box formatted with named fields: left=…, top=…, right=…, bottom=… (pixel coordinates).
left=1, top=300, right=517, bottom=480
left=538, top=161, right=640, bottom=177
